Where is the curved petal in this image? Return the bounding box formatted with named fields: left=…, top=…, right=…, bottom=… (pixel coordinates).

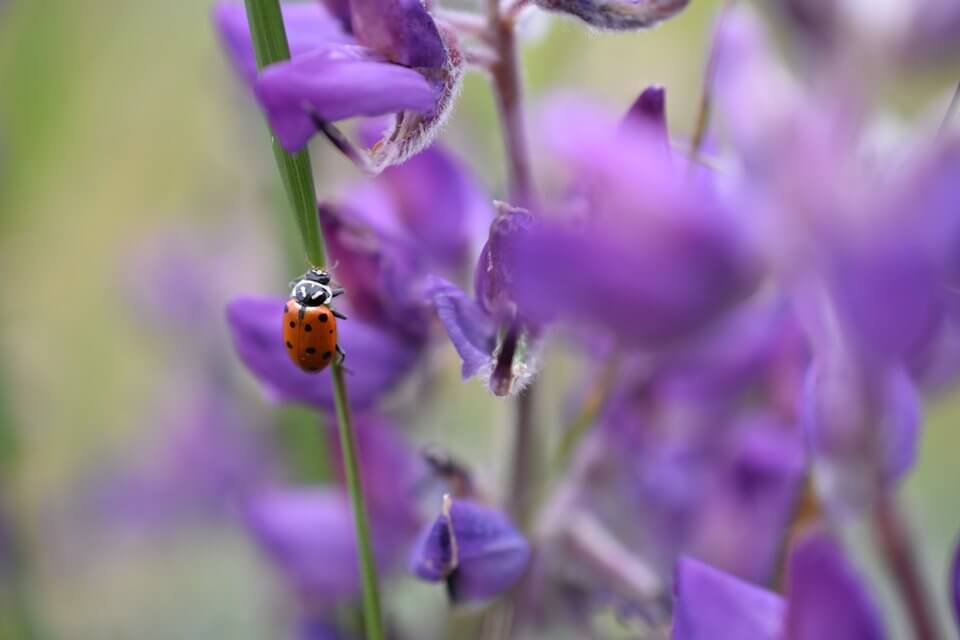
left=350, top=0, right=447, bottom=69
left=225, top=296, right=420, bottom=411
left=212, top=1, right=352, bottom=84
left=533, top=0, right=688, bottom=31
left=426, top=277, right=496, bottom=379
left=409, top=497, right=531, bottom=603
left=255, top=46, right=437, bottom=152
left=784, top=530, right=886, bottom=640
left=672, top=557, right=784, bottom=640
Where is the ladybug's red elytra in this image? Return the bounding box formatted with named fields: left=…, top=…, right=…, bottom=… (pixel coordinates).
left=283, top=268, right=347, bottom=373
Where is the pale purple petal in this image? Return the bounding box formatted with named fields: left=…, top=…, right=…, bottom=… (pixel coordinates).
left=784, top=530, right=886, bottom=640
left=427, top=277, right=497, bottom=379
left=212, top=1, right=352, bottom=84
left=350, top=0, right=447, bottom=68
left=244, top=489, right=362, bottom=605
left=672, top=556, right=785, bottom=640
left=255, top=46, right=437, bottom=152
left=952, top=537, right=960, bottom=633
left=225, top=296, right=420, bottom=410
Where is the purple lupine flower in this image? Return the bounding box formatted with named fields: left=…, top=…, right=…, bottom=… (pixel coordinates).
left=226, top=296, right=421, bottom=411
left=952, top=536, right=960, bottom=633
left=214, top=0, right=462, bottom=170
left=672, top=530, right=885, bottom=640
left=409, top=495, right=531, bottom=602
left=502, top=95, right=761, bottom=348
left=531, top=0, right=689, bottom=31
left=244, top=488, right=369, bottom=607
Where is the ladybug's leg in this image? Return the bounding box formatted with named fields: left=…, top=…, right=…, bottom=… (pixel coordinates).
left=336, top=344, right=347, bottom=365
left=331, top=308, right=348, bottom=320
left=331, top=287, right=345, bottom=298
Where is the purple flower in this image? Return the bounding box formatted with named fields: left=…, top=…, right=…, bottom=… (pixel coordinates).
left=226, top=296, right=420, bottom=411
left=214, top=0, right=462, bottom=170
left=244, top=488, right=368, bottom=606
left=503, top=95, right=761, bottom=348
left=409, top=496, right=531, bottom=602
left=531, top=0, right=689, bottom=31
left=952, top=536, right=960, bottom=633
left=672, top=530, right=885, bottom=640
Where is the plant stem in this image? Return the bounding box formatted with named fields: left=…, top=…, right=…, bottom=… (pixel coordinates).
left=486, top=0, right=534, bottom=206
left=331, top=363, right=385, bottom=640
left=508, top=385, right=536, bottom=527
left=242, top=0, right=326, bottom=268
left=872, top=495, right=940, bottom=640
left=241, top=2, right=384, bottom=638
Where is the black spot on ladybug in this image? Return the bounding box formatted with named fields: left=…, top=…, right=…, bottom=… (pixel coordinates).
left=304, top=324, right=312, bottom=332
left=305, top=365, right=319, bottom=372
left=323, top=351, right=332, bottom=359
left=329, top=330, right=334, bottom=334
left=289, top=321, right=296, bottom=328
left=306, top=347, right=316, bottom=354
left=285, top=341, right=294, bottom=349
left=319, top=313, right=328, bottom=323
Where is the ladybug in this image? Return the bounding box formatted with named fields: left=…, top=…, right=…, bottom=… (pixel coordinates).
left=282, top=268, right=347, bottom=373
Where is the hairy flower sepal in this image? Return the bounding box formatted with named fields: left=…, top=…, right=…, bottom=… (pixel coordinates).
left=533, top=0, right=688, bottom=31
left=214, top=0, right=463, bottom=172
left=409, top=495, right=531, bottom=603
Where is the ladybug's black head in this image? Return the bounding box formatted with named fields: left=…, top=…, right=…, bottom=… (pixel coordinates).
left=303, top=268, right=331, bottom=285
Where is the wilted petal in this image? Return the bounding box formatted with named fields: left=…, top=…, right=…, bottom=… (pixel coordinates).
left=533, top=0, right=688, bottom=31
left=409, top=497, right=531, bottom=602
left=225, top=296, right=420, bottom=411
left=255, top=46, right=438, bottom=152
left=784, top=530, right=886, bottom=640
left=245, top=489, right=362, bottom=605
left=350, top=0, right=447, bottom=69
left=427, top=277, right=497, bottom=379
left=672, top=556, right=785, bottom=640
left=212, top=1, right=351, bottom=84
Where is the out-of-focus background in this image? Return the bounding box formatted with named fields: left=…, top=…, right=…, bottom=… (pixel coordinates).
left=0, top=0, right=958, bottom=637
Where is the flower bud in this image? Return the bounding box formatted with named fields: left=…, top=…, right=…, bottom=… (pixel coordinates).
left=533, top=0, right=688, bottom=31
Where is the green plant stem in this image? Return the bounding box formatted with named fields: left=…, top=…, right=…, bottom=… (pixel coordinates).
left=242, top=0, right=326, bottom=268
left=241, top=2, right=383, bottom=638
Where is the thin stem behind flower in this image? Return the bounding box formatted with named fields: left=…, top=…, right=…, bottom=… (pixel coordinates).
left=241, top=2, right=384, bottom=638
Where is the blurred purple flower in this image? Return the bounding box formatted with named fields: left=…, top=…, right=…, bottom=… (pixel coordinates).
left=226, top=296, right=421, bottom=411
left=428, top=275, right=497, bottom=380
left=532, top=0, right=688, bottom=31
left=213, top=0, right=462, bottom=169
left=952, top=536, right=960, bottom=633
left=504, top=95, right=761, bottom=348
left=673, top=530, right=885, bottom=640
left=409, top=496, right=531, bottom=602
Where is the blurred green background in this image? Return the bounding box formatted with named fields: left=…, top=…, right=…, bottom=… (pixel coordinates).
left=0, top=0, right=958, bottom=637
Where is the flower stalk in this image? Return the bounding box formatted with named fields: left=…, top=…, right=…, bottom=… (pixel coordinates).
left=241, top=1, right=384, bottom=638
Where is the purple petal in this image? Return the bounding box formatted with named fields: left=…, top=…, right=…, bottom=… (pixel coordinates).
left=244, top=489, right=362, bottom=605
left=621, top=85, right=669, bottom=151
left=784, top=530, right=886, bottom=640
left=474, top=203, right=535, bottom=319
left=802, top=355, right=920, bottom=511
left=212, top=1, right=352, bottom=84
left=532, top=0, right=689, bottom=31
left=427, top=277, right=497, bottom=379
left=225, top=296, right=420, bottom=411
left=409, top=497, right=531, bottom=602
left=349, top=0, right=447, bottom=69
left=672, top=556, right=785, bottom=640
left=255, top=46, right=437, bottom=152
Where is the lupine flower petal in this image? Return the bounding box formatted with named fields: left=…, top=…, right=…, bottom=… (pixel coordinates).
left=621, top=85, right=669, bottom=152
left=409, top=497, right=531, bottom=602
left=255, top=46, right=438, bottom=152
left=225, top=296, right=419, bottom=410
left=672, top=556, right=785, bottom=640
left=213, top=1, right=351, bottom=84
left=244, top=489, right=363, bottom=605
left=784, top=530, right=886, bottom=640
left=533, top=0, right=689, bottom=31
left=952, top=537, right=960, bottom=633
left=427, top=277, right=497, bottom=379
left=349, top=0, right=447, bottom=69
left=474, top=202, right=534, bottom=320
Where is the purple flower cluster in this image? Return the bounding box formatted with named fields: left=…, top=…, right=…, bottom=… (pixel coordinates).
left=202, top=0, right=960, bottom=637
